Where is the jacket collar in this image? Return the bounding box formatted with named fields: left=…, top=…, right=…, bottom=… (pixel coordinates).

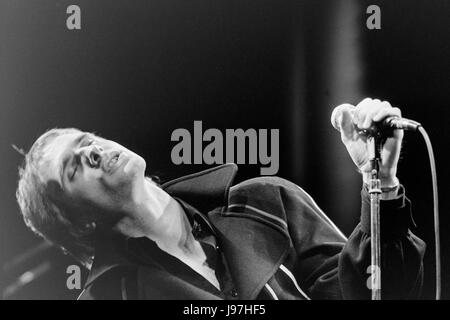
left=161, top=163, right=238, bottom=214
left=84, top=164, right=238, bottom=288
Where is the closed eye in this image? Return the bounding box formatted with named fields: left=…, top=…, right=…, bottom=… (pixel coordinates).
left=70, top=138, right=95, bottom=179
left=70, top=155, right=80, bottom=180
left=82, top=138, right=95, bottom=147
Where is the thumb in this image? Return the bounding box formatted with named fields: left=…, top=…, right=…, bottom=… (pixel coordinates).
left=333, top=104, right=355, bottom=141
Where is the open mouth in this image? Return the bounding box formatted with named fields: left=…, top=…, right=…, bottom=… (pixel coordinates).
left=104, top=151, right=122, bottom=172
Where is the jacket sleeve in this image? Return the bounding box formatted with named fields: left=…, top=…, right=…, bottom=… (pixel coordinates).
left=283, top=182, right=426, bottom=300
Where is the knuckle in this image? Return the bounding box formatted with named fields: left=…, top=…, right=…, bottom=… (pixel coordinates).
left=393, top=107, right=402, bottom=116
left=382, top=100, right=392, bottom=108
left=358, top=98, right=372, bottom=107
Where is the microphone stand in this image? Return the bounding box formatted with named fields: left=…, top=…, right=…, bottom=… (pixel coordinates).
left=367, top=135, right=382, bottom=300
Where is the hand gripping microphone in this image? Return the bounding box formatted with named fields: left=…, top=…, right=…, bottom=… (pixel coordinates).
left=330, top=104, right=421, bottom=136
left=330, top=103, right=441, bottom=300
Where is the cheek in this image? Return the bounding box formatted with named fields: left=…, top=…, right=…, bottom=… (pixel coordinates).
left=72, top=160, right=142, bottom=204
left=70, top=173, right=108, bottom=202
left=71, top=183, right=119, bottom=214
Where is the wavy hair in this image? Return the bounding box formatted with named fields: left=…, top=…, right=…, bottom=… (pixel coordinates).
left=16, top=128, right=95, bottom=268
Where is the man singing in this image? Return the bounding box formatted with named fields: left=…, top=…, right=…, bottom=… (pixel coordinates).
left=16, top=98, right=425, bottom=299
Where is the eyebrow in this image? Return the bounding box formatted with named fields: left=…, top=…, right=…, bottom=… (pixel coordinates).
left=59, top=133, right=92, bottom=190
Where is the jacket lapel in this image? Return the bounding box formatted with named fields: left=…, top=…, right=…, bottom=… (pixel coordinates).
left=162, top=163, right=238, bottom=214
left=208, top=208, right=291, bottom=299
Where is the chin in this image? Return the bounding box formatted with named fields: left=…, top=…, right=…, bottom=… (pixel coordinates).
left=134, top=154, right=147, bottom=172
left=123, top=154, right=146, bottom=178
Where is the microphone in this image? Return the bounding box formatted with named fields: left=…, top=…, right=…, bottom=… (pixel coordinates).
left=330, top=104, right=421, bottom=135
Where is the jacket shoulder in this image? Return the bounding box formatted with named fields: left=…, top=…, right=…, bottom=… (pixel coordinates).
left=227, top=177, right=310, bottom=228
left=230, top=176, right=307, bottom=197
left=227, top=176, right=346, bottom=241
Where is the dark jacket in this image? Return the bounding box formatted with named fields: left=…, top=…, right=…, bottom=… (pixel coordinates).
left=78, top=164, right=425, bottom=300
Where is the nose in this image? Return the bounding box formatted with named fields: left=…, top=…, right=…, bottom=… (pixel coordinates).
left=87, top=145, right=103, bottom=168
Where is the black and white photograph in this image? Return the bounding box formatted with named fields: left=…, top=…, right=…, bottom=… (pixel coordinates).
left=0, top=0, right=449, bottom=307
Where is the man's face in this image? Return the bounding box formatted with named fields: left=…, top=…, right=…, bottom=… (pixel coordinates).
left=40, top=131, right=146, bottom=219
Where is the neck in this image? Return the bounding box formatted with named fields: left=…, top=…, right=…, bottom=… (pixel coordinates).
left=112, top=179, right=194, bottom=252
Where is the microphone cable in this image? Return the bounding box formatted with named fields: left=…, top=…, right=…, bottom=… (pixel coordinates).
left=417, top=126, right=441, bottom=300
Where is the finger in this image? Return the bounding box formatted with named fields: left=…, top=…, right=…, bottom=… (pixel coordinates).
left=331, top=103, right=353, bottom=129
left=337, top=105, right=357, bottom=141
left=361, top=103, right=384, bottom=129
left=373, top=104, right=402, bottom=122
left=355, top=99, right=381, bottom=129
left=354, top=98, right=377, bottom=128
left=356, top=97, right=373, bottom=109
left=355, top=97, right=379, bottom=112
